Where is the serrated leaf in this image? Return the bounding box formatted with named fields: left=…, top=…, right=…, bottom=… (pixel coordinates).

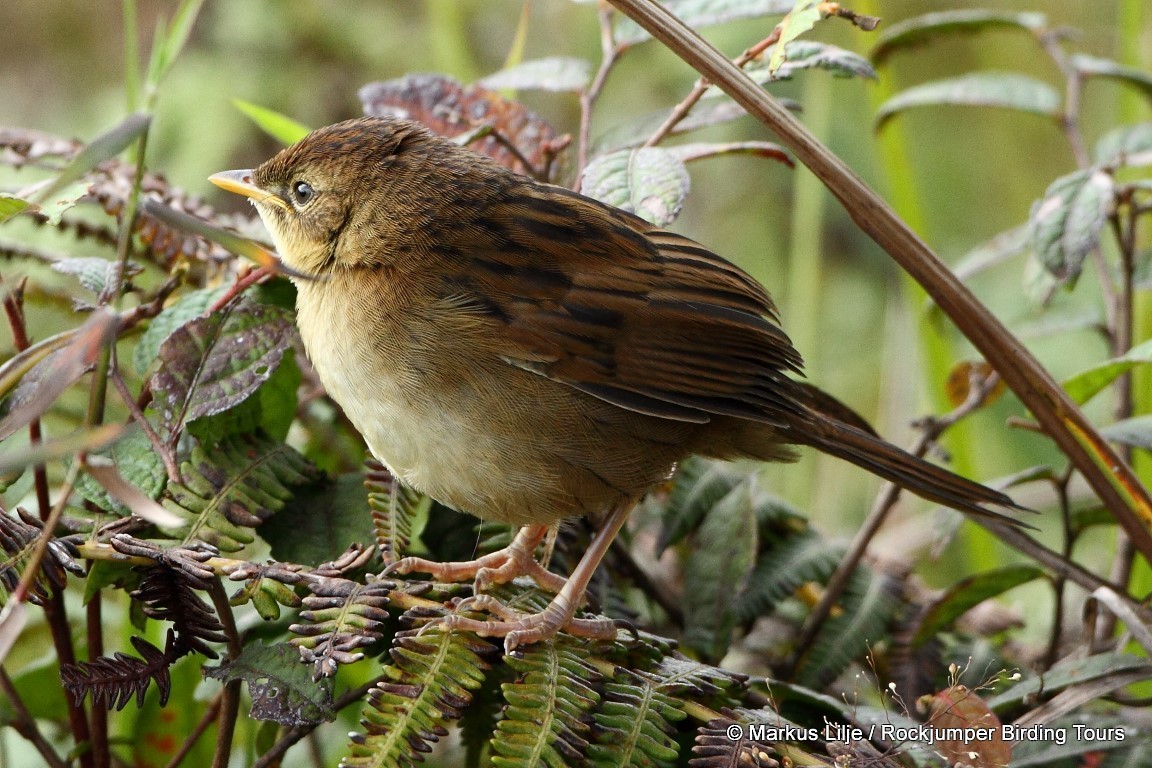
left=580, top=148, right=689, bottom=227
left=479, top=56, right=591, bottom=92
left=1062, top=337, right=1152, bottom=405
left=768, top=2, right=824, bottom=77
left=1094, top=122, right=1152, bottom=166
left=1101, top=415, right=1152, bottom=452
left=233, top=99, right=311, bottom=146
left=912, top=565, right=1043, bottom=648
left=0, top=194, right=30, bottom=223
left=762, top=40, right=876, bottom=82
left=134, top=286, right=231, bottom=375
left=876, top=73, right=1061, bottom=130
left=615, top=0, right=794, bottom=46
left=52, top=257, right=143, bottom=295
left=682, top=483, right=757, bottom=662
left=1029, top=167, right=1113, bottom=284
left=1073, top=55, right=1152, bottom=103
left=871, top=10, right=1047, bottom=64
left=986, top=653, right=1152, bottom=711
left=151, top=297, right=294, bottom=439
left=204, top=641, right=334, bottom=726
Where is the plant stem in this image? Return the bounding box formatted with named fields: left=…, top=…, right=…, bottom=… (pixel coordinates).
left=0, top=667, right=69, bottom=768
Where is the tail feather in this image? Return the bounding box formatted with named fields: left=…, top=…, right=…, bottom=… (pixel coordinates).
left=793, top=416, right=1029, bottom=526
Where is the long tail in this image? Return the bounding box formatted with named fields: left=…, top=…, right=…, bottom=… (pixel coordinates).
left=791, top=414, right=1028, bottom=526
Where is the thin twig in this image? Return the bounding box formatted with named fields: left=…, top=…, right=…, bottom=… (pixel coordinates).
left=163, top=693, right=222, bottom=768
left=108, top=363, right=180, bottom=482
left=577, top=3, right=619, bottom=179
left=206, top=579, right=244, bottom=768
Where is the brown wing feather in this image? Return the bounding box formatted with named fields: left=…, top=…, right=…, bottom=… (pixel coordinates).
left=439, top=181, right=808, bottom=427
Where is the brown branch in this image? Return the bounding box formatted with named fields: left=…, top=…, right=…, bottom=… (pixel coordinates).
left=0, top=666, right=70, bottom=768
left=604, top=0, right=1152, bottom=564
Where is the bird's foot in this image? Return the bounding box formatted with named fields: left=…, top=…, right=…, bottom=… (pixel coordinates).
left=436, top=594, right=616, bottom=653
left=388, top=524, right=567, bottom=594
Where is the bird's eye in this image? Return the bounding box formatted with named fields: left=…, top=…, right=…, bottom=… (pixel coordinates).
left=291, top=180, right=315, bottom=206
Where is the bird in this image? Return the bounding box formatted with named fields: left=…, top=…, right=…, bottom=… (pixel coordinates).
left=210, top=116, right=1020, bottom=652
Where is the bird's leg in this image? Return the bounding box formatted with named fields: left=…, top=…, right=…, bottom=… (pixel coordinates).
left=440, top=501, right=633, bottom=652
left=389, top=523, right=567, bottom=593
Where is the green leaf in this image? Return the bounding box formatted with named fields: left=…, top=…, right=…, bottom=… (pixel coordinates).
left=580, top=148, right=690, bottom=227
left=911, top=565, right=1044, bottom=647
left=145, top=0, right=206, bottom=88
left=163, top=434, right=322, bottom=551
left=1062, top=337, right=1152, bottom=405
left=734, top=531, right=841, bottom=621
left=74, top=430, right=165, bottom=516
left=478, top=57, right=591, bottom=92
left=682, top=481, right=757, bottom=662
left=204, top=640, right=335, bottom=725
left=1094, top=122, right=1152, bottom=166
left=657, top=458, right=747, bottom=553
left=37, top=180, right=91, bottom=226
left=614, top=0, right=794, bottom=46
left=1101, top=415, right=1152, bottom=452
left=134, top=286, right=231, bottom=375
left=52, top=257, right=143, bottom=295
left=150, top=297, right=295, bottom=440
left=261, top=472, right=373, bottom=566
left=768, top=2, right=824, bottom=77
left=490, top=639, right=602, bottom=767
left=365, top=461, right=425, bottom=566
left=795, top=567, right=899, bottom=689
left=33, top=112, right=150, bottom=206
left=232, top=99, right=311, bottom=146
left=987, top=653, right=1152, bottom=711
left=588, top=672, right=685, bottom=767
left=764, top=40, right=876, bottom=81
left=950, top=223, right=1030, bottom=283
left=1029, top=167, right=1113, bottom=284
left=1073, top=55, right=1152, bottom=103
left=876, top=73, right=1061, bottom=130
left=871, top=10, right=1048, bottom=64
left=0, top=194, right=30, bottom=223
left=344, top=628, right=492, bottom=767
left=186, top=346, right=301, bottom=444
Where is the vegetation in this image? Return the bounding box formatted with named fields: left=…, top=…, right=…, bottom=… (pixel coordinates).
left=1, top=1, right=1151, bottom=766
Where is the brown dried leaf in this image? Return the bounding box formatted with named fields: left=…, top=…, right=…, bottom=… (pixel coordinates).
left=945, top=360, right=1005, bottom=409
left=919, top=685, right=1011, bottom=768
left=359, top=73, right=561, bottom=178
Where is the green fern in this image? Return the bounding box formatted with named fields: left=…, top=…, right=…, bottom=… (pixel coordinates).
left=795, top=566, right=901, bottom=689
left=490, top=637, right=602, bottom=768
left=343, top=622, right=494, bottom=768
left=588, top=671, right=687, bottom=767
left=734, top=530, right=843, bottom=621
left=162, top=434, right=320, bottom=551
left=365, top=459, right=423, bottom=565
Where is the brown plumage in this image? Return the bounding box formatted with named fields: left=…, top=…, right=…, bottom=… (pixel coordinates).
left=211, top=116, right=1019, bottom=650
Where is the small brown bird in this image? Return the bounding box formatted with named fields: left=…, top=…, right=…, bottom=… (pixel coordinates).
left=211, top=116, right=1017, bottom=651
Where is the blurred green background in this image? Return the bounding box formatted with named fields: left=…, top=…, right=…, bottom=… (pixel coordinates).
left=2, top=0, right=1149, bottom=566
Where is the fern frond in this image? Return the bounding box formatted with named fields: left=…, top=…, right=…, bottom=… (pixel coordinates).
left=589, top=671, right=686, bottom=768
left=290, top=577, right=394, bottom=679
left=490, top=637, right=602, bottom=768
left=162, top=434, right=320, bottom=551
left=0, top=507, right=83, bottom=606
left=61, top=633, right=174, bottom=711
left=734, top=530, right=842, bottom=621
left=795, top=566, right=901, bottom=689
left=365, top=459, right=423, bottom=566
left=689, top=713, right=779, bottom=768
left=342, top=622, right=495, bottom=768
left=131, top=562, right=227, bottom=659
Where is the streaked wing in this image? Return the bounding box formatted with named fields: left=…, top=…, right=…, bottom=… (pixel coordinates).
left=440, top=182, right=808, bottom=426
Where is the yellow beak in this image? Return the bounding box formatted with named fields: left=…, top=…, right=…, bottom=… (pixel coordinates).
left=209, top=169, right=289, bottom=210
